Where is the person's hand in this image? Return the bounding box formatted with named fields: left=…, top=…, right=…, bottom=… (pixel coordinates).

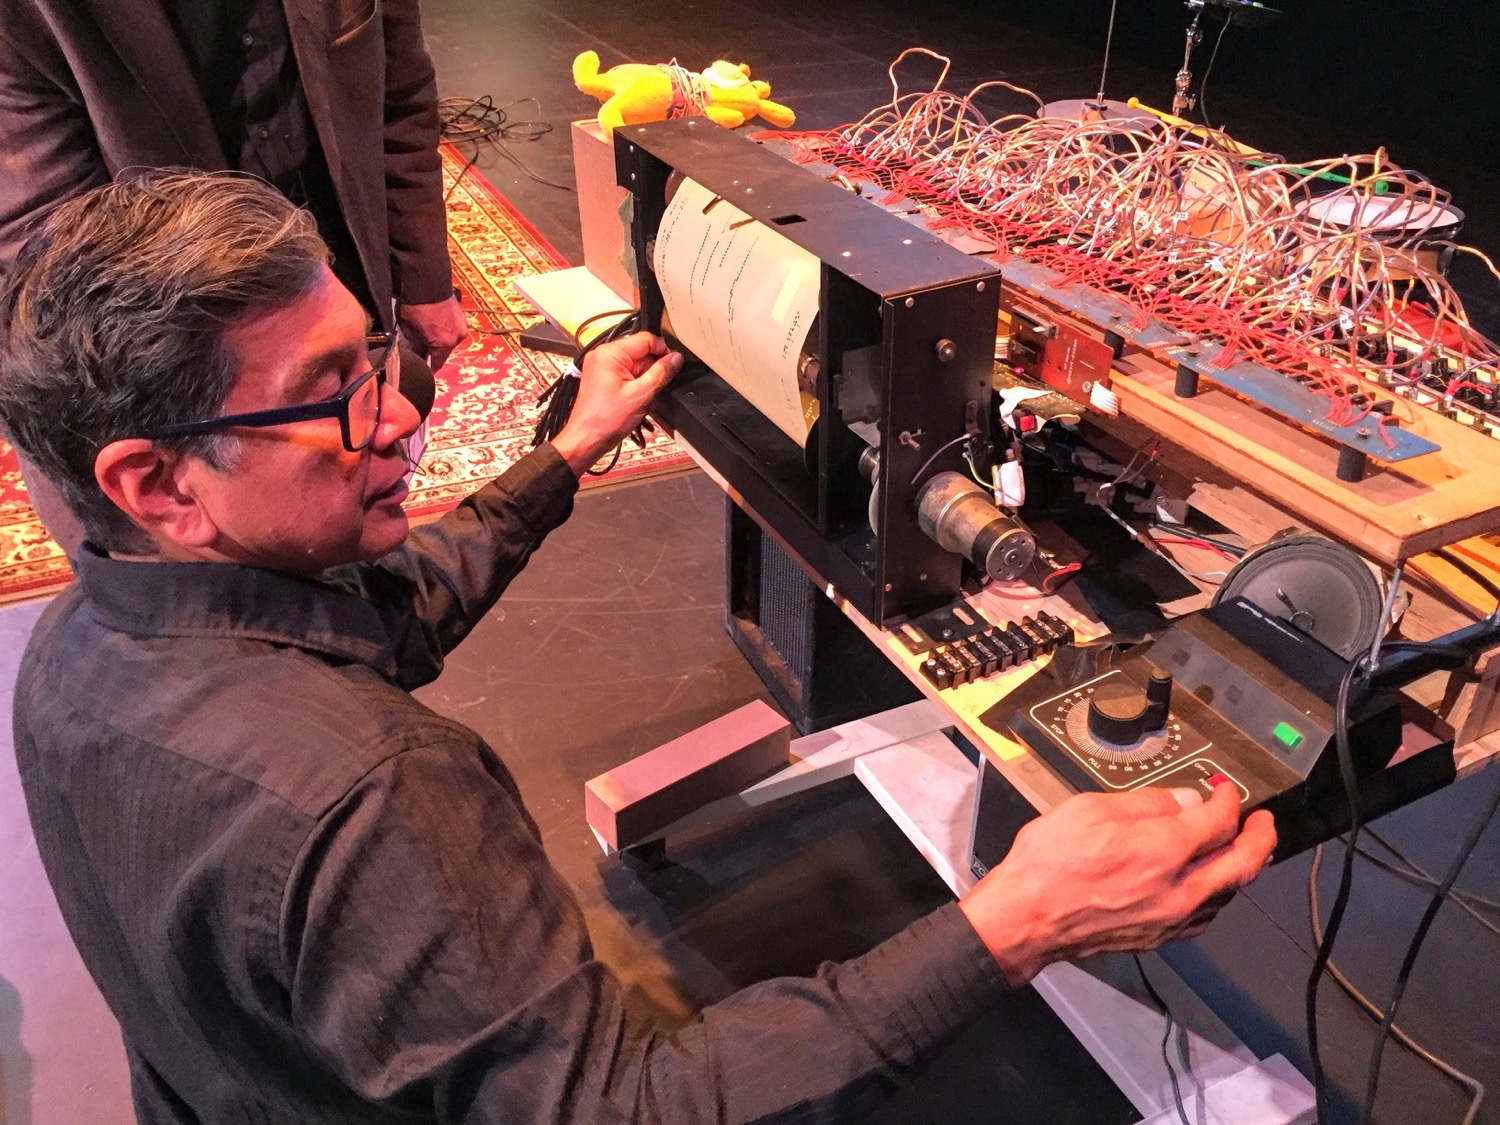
left=550, top=332, right=682, bottom=476
left=959, top=783, right=1276, bottom=986
left=397, top=295, right=470, bottom=371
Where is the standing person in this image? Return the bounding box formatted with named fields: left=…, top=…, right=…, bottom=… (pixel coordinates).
left=0, top=170, right=1277, bottom=1125
left=0, top=0, right=466, bottom=362
left=0, top=0, right=467, bottom=550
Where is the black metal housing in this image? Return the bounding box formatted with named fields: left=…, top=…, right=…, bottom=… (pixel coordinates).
left=616, top=119, right=1001, bottom=624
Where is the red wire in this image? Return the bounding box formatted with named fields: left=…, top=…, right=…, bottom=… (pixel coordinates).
left=1150, top=536, right=1238, bottom=561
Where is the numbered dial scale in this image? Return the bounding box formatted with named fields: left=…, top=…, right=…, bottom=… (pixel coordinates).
left=984, top=598, right=1429, bottom=861
left=1020, top=667, right=1252, bottom=802
left=989, top=598, right=1409, bottom=820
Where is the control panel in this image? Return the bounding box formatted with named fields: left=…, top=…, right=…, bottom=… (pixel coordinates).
left=984, top=597, right=1411, bottom=857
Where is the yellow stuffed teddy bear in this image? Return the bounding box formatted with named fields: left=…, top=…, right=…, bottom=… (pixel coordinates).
left=573, top=50, right=795, bottom=138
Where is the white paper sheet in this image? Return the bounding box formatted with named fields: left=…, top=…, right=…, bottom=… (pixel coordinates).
left=653, top=177, right=821, bottom=444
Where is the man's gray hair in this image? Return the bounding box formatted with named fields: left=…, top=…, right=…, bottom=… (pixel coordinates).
left=0, top=169, right=329, bottom=553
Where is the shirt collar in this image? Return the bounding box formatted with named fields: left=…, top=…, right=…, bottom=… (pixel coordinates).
left=75, top=544, right=399, bottom=678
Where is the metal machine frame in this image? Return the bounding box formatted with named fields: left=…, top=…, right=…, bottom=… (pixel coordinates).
left=616, top=119, right=1001, bottom=625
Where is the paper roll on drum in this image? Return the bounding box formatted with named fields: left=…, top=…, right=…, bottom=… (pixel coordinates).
left=652, top=176, right=821, bottom=444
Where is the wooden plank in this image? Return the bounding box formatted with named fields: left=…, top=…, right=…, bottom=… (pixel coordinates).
left=1105, top=352, right=1500, bottom=565
left=1457, top=729, right=1500, bottom=778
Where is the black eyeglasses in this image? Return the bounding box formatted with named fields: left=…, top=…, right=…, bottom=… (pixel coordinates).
left=151, top=329, right=399, bottom=453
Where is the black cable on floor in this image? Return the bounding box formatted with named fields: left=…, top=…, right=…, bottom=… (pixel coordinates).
left=1360, top=779, right=1500, bottom=1121
left=439, top=94, right=574, bottom=201
left=1305, top=637, right=1473, bottom=1121
left=1133, top=955, right=1191, bottom=1125
left=1305, top=655, right=1367, bottom=1119
left=1360, top=827, right=1500, bottom=924
left=1309, top=845, right=1487, bottom=1125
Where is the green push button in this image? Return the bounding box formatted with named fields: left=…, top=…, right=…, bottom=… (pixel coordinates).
left=1272, top=721, right=1304, bottom=750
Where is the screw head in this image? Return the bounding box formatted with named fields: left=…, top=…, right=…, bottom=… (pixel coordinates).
left=935, top=339, right=958, bottom=362
left=905, top=297, right=915, bottom=308
left=977, top=281, right=986, bottom=292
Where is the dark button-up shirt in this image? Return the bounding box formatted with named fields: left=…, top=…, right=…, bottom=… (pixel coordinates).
left=14, top=445, right=1008, bottom=1124
left=159, top=0, right=364, bottom=306
left=161, top=0, right=312, bottom=200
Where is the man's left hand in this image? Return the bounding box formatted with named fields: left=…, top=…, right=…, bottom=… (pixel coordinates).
left=397, top=296, right=470, bottom=371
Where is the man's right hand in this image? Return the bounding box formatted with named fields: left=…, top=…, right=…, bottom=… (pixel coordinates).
left=550, top=332, right=682, bottom=477
left=959, top=783, right=1276, bottom=986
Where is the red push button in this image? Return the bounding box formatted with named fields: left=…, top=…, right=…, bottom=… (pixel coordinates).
left=1208, top=772, right=1230, bottom=788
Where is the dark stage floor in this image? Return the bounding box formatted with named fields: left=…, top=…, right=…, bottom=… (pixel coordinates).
left=2, top=2, right=1499, bottom=1123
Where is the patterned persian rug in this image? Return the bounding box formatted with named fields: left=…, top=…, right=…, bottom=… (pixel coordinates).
left=0, top=144, right=687, bottom=603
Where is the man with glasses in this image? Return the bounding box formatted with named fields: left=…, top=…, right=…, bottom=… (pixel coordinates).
left=1, top=171, right=1274, bottom=1123
left=152, top=326, right=405, bottom=455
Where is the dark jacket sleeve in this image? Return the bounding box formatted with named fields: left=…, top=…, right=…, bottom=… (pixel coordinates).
left=282, top=736, right=1010, bottom=1124
left=0, top=25, right=108, bottom=272
left=331, top=444, right=579, bottom=688
left=379, top=0, right=454, bottom=305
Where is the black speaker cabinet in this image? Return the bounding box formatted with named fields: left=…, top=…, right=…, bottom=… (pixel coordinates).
left=725, top=500, right=921, bottom=734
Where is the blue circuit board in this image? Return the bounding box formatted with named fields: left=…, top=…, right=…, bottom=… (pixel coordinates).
left=1163, top=345, right=1439, bottom=462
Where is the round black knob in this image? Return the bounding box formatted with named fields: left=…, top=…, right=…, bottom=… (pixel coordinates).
left=1087, top=683, right=1152, bottom=746
left=1087, top=672, right=1172, bottom=747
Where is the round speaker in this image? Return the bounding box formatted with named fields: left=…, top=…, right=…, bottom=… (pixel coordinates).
left=1211, top=535, right=1383, bottom=660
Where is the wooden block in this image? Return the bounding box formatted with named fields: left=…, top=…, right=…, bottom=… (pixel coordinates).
left=584, top=701, right=791, bottom=850
left=570, top=119, right=638, bottom=306
left=1106, top=351, right=1500, bottom=565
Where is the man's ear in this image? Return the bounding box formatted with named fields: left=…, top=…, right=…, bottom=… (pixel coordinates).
left=94, top=439, right=220, bottom=550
